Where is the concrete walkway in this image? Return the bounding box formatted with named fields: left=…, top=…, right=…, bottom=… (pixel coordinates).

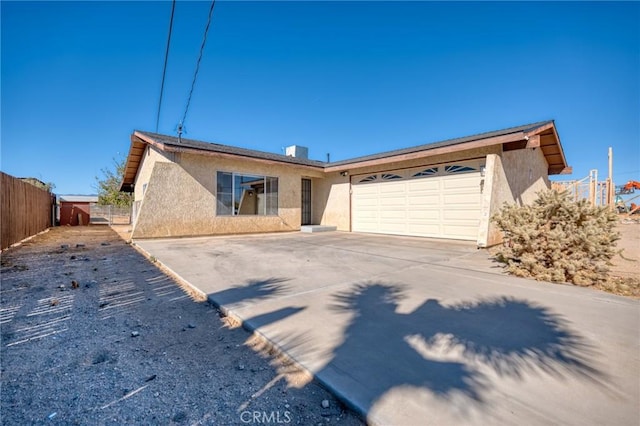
left=136, top=232, right=639, bottom=426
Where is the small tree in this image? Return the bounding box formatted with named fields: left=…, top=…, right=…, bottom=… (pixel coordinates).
left=492, top=189, right=619, bottom=286
left=95, top=157, right=133, bottom=208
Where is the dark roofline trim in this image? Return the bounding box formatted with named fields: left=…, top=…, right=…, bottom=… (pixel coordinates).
left=120, top=119, right=568, bottom=191
left=326, top=120, right=554, bottom=168
left=134, top=131, right=327, bottom=169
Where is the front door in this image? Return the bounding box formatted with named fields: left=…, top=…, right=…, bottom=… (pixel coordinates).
left=301, top=178, right=312, bottom=225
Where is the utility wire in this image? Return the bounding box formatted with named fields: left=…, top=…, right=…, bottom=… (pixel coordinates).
left=155, top=0, right=177, bottom=133
left=179, top=0, right=216, bottom=133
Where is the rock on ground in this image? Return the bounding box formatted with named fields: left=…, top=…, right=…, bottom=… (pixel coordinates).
left=0, top=226, right=364, bottom=425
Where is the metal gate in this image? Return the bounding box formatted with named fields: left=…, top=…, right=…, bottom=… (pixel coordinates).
left=301, top=179, right=312, bottom=225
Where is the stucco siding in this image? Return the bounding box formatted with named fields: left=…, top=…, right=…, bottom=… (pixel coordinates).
left=314, top=173, right=351, bottom=231
left=132, top=152, right=322, bottom=238
left=343, top=146, right=500, bottom=177
left=134, top=146, right=171, bottom=202
left=480, top=148, right=550, bottom=246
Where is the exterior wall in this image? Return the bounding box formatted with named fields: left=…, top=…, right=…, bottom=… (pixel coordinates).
left=132, top=152, right=323, bottom=239
left=342, top=146, right=501, bottom=178
left=478, top=147, right=550, bottom=246
left=314, top=172, right=351, bottom=231
left=134, top=146, right=172, bottom=202
left=60, top=202, right=90, bottom=226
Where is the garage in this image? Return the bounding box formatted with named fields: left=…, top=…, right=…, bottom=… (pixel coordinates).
left=352, top=161, right=483, bottom=240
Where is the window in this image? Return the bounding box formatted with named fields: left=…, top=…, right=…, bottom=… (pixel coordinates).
left=444, top=165, right=477, bottom=174
left=413, top=167, right=438, bottom=177
left=359, top=175, right=378, bottom=183
left=381, top=173, right=402, bottom=181
left=216, top=172, right=278, bottom=216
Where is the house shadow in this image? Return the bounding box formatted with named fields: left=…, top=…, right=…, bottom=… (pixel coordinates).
left=315, top=282, right=608, bottom=414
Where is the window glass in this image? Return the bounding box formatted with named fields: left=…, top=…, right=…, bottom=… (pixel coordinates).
left=266, top=177, right=278, bottom=215
left=216, top=172, right=233, bottom=215
left=216, top=172, right=278, bottom=216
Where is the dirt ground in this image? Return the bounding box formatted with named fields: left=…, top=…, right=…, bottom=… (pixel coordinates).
left=597, top=219, right=640, bottom=297
left=0, top=226, right=364, bottom=425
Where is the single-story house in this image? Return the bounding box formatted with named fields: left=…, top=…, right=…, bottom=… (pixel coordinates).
left=119, top=120, right=570, bottom=246
left=58, top=195, right=99, bottom=226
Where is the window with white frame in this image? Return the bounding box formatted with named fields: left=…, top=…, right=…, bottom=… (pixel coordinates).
left=216, top=172, right=278, bottom=216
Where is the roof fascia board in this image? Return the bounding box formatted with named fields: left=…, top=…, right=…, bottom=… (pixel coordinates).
left=324, top=131, right=526, bottom=172
left=523, top=122, right=570, bottom=174
left=524, top=122, right=555, bottom=136
left=119, top=135, right=147, bottom=191
left=548, top=125, right=569, bottom=173
left=133, top=131, right=168, bottom=152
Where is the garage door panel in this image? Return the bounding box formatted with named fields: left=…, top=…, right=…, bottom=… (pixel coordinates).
left=380, top=221, right=406, bottom=230
left=354, top=198, right=378, bottom=209
left=443, top=177, right=479, bottom=190
left=357, top=211, right=378, bottom=219
left=407, top=210, right=440, bottom=222
left=355, top=184, right=378, bottom=193
left=354, top=195, right=377, bottom=203
left=442, top=224, right=479, bottom=238
left=352, top=165, right=481, bottom=241
left=379, top=182, right=406, bottom=193
left=443, top=209, right=481, bottom=220
left=407, top=194, right=440, bottom=204
left=380, top=210, right=406, bottom=219
left=442, top=193, right=480, bottom=205
left=407, top=180, right=440, bottom=191
left=378, top=202, right=405, bottom=209
left=406, top=223, right=442, bottom=235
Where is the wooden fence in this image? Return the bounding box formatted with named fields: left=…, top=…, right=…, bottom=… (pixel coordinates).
left=1, top=172, right=55, bottom=250
left=552, top=169, right=612, bottom=208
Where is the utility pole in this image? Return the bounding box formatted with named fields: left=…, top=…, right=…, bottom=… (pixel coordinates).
left=608, top=147, right=614, bottom=210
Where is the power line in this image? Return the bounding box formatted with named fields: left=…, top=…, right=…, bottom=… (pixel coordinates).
left=155, top=0, right=177, bottom=133
left=179, top=0, right=216, bottom=134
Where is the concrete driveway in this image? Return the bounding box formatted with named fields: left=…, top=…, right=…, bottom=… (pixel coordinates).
left=136, top=232, right=639, bottom=426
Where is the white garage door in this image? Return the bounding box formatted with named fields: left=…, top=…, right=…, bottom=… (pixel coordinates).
left=352, top=161, right=483, bottom=240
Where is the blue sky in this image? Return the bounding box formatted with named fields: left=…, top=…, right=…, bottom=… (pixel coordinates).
left=2, top=1, right=638, bottom=195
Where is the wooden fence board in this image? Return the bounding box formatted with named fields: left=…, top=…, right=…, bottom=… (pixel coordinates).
left=1, top=172, right=54, bottom=249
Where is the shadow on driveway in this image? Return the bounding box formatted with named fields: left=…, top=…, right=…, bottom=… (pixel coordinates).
left=320, top=283, right=607, bottom=412
left=206, top=278, right=611, bottom=423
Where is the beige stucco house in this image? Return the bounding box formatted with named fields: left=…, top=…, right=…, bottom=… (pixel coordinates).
left=120, top=120, right=570, bottom=246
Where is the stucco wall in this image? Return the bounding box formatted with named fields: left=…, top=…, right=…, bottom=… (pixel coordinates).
left=478, top=147, right=550, bottom=246
left=343, top=146, right=501, bottom=178
left=314, top=172, right=351, bottom=231
left=134, top=146, right=171, bottom=202
left=132, top=151, right=324, bottom=239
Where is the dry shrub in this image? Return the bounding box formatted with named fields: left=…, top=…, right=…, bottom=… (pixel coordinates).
left=492, top=189, right=619, bottom=286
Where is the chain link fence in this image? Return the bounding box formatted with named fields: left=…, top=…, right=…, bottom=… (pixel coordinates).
left=90, top=204, right=131, bottom=225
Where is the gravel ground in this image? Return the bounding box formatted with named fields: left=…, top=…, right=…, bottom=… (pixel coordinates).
left=0, top=226, right=364, bottom=425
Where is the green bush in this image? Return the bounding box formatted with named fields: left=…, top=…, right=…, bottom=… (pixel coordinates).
left=492, top=189, right=619, bottom=286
